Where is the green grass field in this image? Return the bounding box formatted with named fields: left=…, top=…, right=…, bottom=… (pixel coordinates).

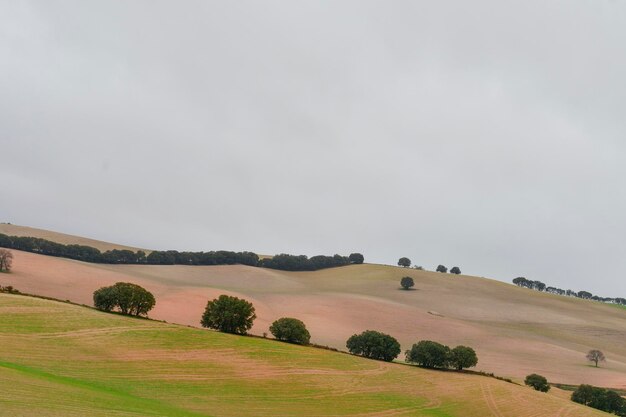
left=0, top=293, right=606, bottom=417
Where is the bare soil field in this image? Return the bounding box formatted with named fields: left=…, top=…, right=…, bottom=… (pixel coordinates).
left=1, top=226, right=625, bottom=390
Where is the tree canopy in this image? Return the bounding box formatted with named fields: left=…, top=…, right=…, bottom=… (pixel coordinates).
left=201, top=295, right=256, bottom=334
left=436, top=265, right=448, bottom=273
left=93, top=282, right=155, bottom=316
left=346, top=330, right=401, bottom=362
left=524, top=374, right=550, bottom=392
left=400, top=276, right=414, bottom=290
left=348, top=253, right=364, bottom=264
left=448, top=345, right=478, bottom=370
left=269, top=317, right=310, bottom=344
left=405, top=340, right=450, bottom=368
left=572, top=384, right=626, bottom=415
left=450, top=266, right=461, bottom=274
left=397, top=257, right=411, bottom=268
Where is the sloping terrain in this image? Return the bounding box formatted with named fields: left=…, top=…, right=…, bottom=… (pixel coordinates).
left=1, top=225, right=625, bottom=389
left=0, top=223, right=147, bottom=253
left=0, top=293, right=607, bottom=417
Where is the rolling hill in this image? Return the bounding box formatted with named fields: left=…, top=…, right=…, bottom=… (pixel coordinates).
left=0, top=293, right=608, bottom=417
left=1, top=224, right=625, bottom=391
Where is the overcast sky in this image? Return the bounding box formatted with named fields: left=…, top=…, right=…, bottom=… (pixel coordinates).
left=2, top=1, right=626, bottom=295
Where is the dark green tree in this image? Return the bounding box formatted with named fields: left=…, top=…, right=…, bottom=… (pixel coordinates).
left=201, top=295, right=256, bottom=334
left=450, top=266, right=461, bottom=274
left=448, top=345, right=478, bottom=370
left=93, top=286, right=117, bottom=312
left=572, top=385, right=626, bottom=415
left=346, top=330, right=401, bottom=362
left=436, top=265, right=448, bottom=273
left=400, top=276, right=415, bottom=290
left=348, top=253, right=364, bottom=264
left=398, top=257, right=411, bottom=268
left=92, top=282, right=155, bottom=316
left=405, top=340, right=450, bottom=368
left=269, top=317, right=310, bottom=344
left=524, top=374, right=550, bottom=392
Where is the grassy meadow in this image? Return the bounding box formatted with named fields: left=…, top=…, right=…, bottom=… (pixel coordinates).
left=0, top=293, right=607, bottom=417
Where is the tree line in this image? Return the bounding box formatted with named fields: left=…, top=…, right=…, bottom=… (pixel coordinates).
left=512, top=277, right=626, bottom=306
left=0, top=233, right=364, bottom=272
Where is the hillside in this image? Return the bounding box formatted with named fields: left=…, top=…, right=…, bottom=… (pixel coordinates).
left=0, top=293, right=608, bottom=417
left=1, top=226, right=625, bottom=390
left=0, top=223, right=147, bottom=253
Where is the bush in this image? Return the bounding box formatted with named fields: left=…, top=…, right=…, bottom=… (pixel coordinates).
left=269, top=317, right=310, bottom=344
left=400, top=276, right=415, bottom=290
left=201, top=295, right=256, bottom=334
left=524, top=374, right=550, bottom=392
left=450, top=266, right=461, bottom=274
left=398, top=257, right=411, bottom=268
left=405, top=340, right=450, bottom=368
left=448, top=345, right=478, bottom=370
left=436, top=265, right=448, bottom=273
left=348, top=253, right=364, bottom=264
left=346, top=330, right=401, bottom=362
left=92, top=282, right=155, bottom=316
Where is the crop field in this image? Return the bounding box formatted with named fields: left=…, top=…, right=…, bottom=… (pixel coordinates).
left=0, top=294, right=607, bottom=417
left=1, top=225, right=626, bottom=390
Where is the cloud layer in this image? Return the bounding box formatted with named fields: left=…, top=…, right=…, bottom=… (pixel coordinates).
left=2, top=1, right=626, bottom=295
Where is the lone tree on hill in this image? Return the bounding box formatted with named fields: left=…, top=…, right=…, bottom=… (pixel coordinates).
left=93, top=282, right=155, bottom=316
left=448, top=345, right=478, bottom=370
left=348, top=253, right=364, bottom=264
left=436, top=265, right=448, bottom=273
left=0, top=249, right=13, bottom=272
left=398, top=257, right=411, bottom=268
left=405, top=340, right=450, bottom=368
left=269, top=317, right=310, bottom=344
left=201, top=295, right=256, bottom=334
left=346, top=330, right=401, bottom=362
left=586, top=349, right=606, bottom=367
left=400, top=276, right=415, bottom=290
left=450, top=266, right=461, bottom=274
left=524, top=374, right=550, bottom=392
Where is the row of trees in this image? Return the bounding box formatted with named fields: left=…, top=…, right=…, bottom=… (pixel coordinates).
left=397, top=258, right=461, bottom=274
left=512, top=277, right=626, bottom=305
left=405, top=341, right=478, bottom=370
left=259, top=253, right=363, bottom=271
left=572, top=384, right=626, bottom=416
left=345, top=330, right=478, bottom=370
left=0, top=233, right=364, bottom=272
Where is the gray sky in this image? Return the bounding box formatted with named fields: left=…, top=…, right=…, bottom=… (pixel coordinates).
left=2, top=1, right=626, bottom=296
